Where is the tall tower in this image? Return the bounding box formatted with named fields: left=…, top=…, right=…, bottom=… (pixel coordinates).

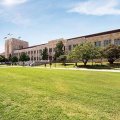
left=5, top=38, right=29, bottom=58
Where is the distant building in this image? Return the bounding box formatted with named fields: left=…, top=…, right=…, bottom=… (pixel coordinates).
left=2, top=29, right=120, bottom=61
left=5, top=38, right=28, bottom=58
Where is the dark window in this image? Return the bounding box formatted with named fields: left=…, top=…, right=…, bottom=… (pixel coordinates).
left=104, top=40, right=111, bottom=47
left=94, top=41, right=101, bottom=47
left=53, top=48, right=56, bottom=52
left=69, top=45, right=72, bottom=51
left=73, top=44, right=77, bottom=48
left=49, top=48, right=52, bottom=53
left=19, top=46, right=23, bottom=49
left=34, top=51, right=36, bottom=54
left=114, top=39, right=120, bottom=45
left=31, top=56, right=33, bottom=61
left=39, top=49, right=42, bottom=54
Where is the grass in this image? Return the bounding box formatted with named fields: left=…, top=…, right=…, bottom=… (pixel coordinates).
left=0, top=67, right=120, bottom=120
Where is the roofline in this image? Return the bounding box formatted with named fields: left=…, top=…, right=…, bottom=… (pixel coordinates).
left=16, top=43, right=47, bottom=50
left=6, top=38, right=28, bottom=43
left=67, top=29, right=120, bottom=41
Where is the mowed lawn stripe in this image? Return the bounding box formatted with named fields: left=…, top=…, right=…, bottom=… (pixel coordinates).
left=0, top=68, right=119, bottom=120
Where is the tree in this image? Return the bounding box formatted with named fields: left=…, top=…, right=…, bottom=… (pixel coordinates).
left=103, top=45, right=120, bottom=64
left=42, top=47, right=48, bottom=60
left=11, top=56, right=18, bottom=64
left=54, top=41, right=64, bottom=60
left=90, top=46, right=101, bottom=65
left=19, top=53, right=30, bottom=66
left=68, top=42, right=99, bottom=66
left=68, top=49, right=78, bottom=66
left=8, top=54, right=12, bottom=62
left=96, top=47, right=104, bottom=65
left=58, top=55, right=67, bottom=66
left=0, top=55, right=6, bottom=62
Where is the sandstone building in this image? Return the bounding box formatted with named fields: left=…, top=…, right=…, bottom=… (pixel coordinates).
left=5, top=38, right=28, bottom=58
left=3, top=29, right=120, bottom=61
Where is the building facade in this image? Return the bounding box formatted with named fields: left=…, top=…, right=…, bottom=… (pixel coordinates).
left=4, top=29, right=120, bottom=61
left=5, top=38, right=28, bottom=58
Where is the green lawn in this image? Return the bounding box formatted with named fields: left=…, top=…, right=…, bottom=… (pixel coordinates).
left=0, top=68, right=120, bottom=120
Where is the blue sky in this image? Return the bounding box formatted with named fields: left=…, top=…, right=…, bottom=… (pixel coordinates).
left=0, top=0, right=120, bottom=52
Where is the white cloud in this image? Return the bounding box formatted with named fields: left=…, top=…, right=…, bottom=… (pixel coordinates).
left=69, top=0, right=120, bottom=16
left=0, top=0, right=27, bottom=6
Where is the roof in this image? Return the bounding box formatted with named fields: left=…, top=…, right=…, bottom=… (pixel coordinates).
left=67, top=29, right=120, bottom=41
left=16, top=43, right=46, bottom=51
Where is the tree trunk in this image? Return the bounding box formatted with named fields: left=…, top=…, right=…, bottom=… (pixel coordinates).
left=108, top=58, right=115, bottom=64
left=83, top=59, right=88, bottom=66
left=92, top=59, right=94, bottom=66
left=75, top=62, right=77, bottom=67
left=101, top=58, right=103, bottom=65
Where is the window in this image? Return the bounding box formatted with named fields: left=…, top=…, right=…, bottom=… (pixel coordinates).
left=31, top=51, right=33, bottom=54
left=28, top=51, right=30, bottom=54
left=53, top=48, right=56, bottom=52
left=34, top=51, right=36, bottom=54
left=94, top=41, right=101, bottom=47
left=19, top=46, right=23, bottom=49
left=114, top=39, right=120, bottom=46
left=49, top=48, right=52, bottom=53
left=39, top=49, right=42, bottom=54
left=104, top=40, right=111, bottom=46
left=69, top=45, right=72, bottom=51
left=73, top=44, right=78, bottom=48
left=31, top=56, right=33, bottom=61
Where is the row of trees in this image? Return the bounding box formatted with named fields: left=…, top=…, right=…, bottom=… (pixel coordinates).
left=0, top=53, right=30, bottom=65
left=42, top=41, right=120, bottom=66
left=68, top=42, right=120, bottom=66
left=1, top=41, right=120, bottom=66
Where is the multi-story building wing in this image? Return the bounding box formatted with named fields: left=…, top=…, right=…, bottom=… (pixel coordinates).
left=13, top=38, right=65, bottom=61
left=66, top=29, right=120, bottom=50
left=3, top=29, right=120, bottom=61
left=5, top=38, right=28, bottom=58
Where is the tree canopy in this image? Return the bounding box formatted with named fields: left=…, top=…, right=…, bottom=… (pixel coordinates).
left=19, top=53, right=30, bottom=62
left=103, top=45, right=120, bottom=64
left=0, top=55, right=6, bottom=62
left=42, top=47, right=48, bottom=60
left=68, top=42, right=100, bottom=66
left=54, top=41, right=64, bottom=60
left=11, top=56, right=18, bottom=63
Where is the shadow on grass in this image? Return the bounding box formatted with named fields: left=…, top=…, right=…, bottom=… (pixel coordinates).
left=77, top=65, right=112, bottom=69
left=77, top=63, right=120, bottom=69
